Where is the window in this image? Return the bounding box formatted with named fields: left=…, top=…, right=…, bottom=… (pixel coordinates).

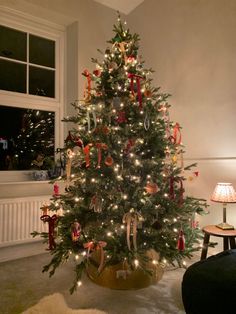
left=0, top=25, right=55, bottom=97
left=0, top=7, right=65, bottom=178
left=0, top=105, right=55, bottom=170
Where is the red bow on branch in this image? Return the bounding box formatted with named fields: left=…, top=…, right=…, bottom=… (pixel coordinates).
left=40, top=214, right=58, bottom=250
left=128, top=73, right=143, bottom=109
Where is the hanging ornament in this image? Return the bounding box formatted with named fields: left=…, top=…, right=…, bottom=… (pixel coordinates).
left=116, top=111, right=127, bottom=124
left=112, top=41, right=127, bottom=64
left=105, top=155, right=114, bottom=166
left=169, top=177, right=185, bottom=206
left=191, top=212, right=199, bottom=229
left=87, top=109, right=97, bottom=132
left=144, top=89, right=152, bottom=98
left=95, top=143, right=108, bottom=168
left=145, top=182, right=159, bottom=194
left=71, top=220, right=81, bottom=242
left=89, top=194, right=103, bottom=213
left=124, top=138, right=135, bottom=155
left=177, top=229, right=185, bottom=252
left=40, top=214, right=58, bottom=250
left=109, top=61, right=118, bottom=71
left=93, top=69, right=101, bottom=77
left=53, top=183, right=59, bottom=197
left=144, top=113, right=150, bottom=130
left=82, top=69, right=92, bottom=102
left=137, top=213, right=144, bottom=229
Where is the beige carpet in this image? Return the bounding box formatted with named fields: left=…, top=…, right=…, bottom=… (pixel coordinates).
left=0, top=252, right=189, bottom=314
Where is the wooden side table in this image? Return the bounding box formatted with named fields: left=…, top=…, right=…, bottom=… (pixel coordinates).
left=200, top=225, right=236, bottom=260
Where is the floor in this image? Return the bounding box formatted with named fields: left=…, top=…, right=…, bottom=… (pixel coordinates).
left=0, top=242, right=202, bottom=314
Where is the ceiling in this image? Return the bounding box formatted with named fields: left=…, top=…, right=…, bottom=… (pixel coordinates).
left=93, top=0, right=145, bottom=15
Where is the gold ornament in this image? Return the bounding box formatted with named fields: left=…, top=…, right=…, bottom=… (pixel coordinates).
left=145, top=182, right=159, bottom=194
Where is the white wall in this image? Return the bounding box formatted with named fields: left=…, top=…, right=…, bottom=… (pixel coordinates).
left=128, top=0, right=236, bottom=249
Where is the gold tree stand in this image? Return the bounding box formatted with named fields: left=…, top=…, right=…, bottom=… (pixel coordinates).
left=86, top=249, right=164, bottom=290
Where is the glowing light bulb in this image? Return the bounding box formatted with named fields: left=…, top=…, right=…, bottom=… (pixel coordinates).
left=77, top=281, right=82, bottom=287
left=134, top=259, right=139, bottom=267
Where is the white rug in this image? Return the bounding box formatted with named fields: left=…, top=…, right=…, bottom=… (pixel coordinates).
left=22, top=293, right=107, bottom=314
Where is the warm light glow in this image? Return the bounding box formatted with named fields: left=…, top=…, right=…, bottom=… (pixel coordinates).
left=211, top=183, right=236, bottom=203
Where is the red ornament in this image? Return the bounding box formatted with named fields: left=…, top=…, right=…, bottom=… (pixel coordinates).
left=116, top=111, right=127, bottom=124
left=53, top=183, right=59, bottom=197
left=177, top=229, right=185, bottom=251
left=93, top=69, right=101, bottom=77
left=105, top=155, right=114, bottom=166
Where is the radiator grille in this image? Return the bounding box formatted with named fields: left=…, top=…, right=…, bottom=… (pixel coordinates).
left=0, top=196, right=51, bottom=246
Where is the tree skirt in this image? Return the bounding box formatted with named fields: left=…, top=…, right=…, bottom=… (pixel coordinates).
left=22, top=293, right=107, bottom=314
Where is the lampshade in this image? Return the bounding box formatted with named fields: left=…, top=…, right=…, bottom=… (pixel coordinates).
left=211, top=183, right=236, bottom=203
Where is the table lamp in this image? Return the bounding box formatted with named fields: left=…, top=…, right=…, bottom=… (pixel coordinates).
left=211, top=182, right=236, bottom=230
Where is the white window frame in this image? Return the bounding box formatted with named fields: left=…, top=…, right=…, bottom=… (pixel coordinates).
left=0, top=7, right=65, bottom=181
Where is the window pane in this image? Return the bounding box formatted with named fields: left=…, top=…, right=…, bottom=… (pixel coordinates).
left=0, top=25, right=27, bottom=61
left=29, top=66, right=55, bottom=98
left=29, top=34, right=55, bottom=68
left=0, top=105, right=55, bottom=170
left=0, top=59, right=26, bottom=93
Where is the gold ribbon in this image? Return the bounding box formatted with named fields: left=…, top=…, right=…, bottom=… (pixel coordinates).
left=66, top=149, right=73, bottom=186
left=112, top=41, right=127, bottom=64
left=122, top=210, right=141, bottom=251
left=83, top=241, right=107, bottom=273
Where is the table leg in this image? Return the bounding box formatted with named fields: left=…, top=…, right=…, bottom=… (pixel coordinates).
left=223, top=237, right=229, bottom=251
left=229, top=237, right=236, bottom=249
left=201, top=233, right=210, bottom=260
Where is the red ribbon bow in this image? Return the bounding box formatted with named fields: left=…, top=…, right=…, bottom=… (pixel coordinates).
left=177, top=229, right=185, bottom=251
left=128, top=73, right=143, bottom=109
left=40, top=214, right=58, bottom=250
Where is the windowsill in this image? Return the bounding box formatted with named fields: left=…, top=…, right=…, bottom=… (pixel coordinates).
left=0, top=180, right=50, bottom=185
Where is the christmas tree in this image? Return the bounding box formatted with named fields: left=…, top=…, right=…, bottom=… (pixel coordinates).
left=34, top=14, right=207, bottom=293
left=14, top=108, right=55, bottom=170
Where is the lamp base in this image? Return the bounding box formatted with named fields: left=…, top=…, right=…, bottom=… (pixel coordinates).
left=216, top=222, right=234, bottom=230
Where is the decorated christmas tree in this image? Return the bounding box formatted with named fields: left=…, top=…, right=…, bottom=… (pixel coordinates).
left=34, top=14, right=207, bottom=293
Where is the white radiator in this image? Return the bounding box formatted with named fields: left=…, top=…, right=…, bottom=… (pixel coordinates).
left=0, top=195, right=51, bottom=247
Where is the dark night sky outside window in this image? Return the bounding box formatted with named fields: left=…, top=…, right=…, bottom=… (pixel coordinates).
left=0, top=25, right=55, bottom=98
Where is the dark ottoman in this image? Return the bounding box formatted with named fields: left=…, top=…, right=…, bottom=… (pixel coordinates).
left=182, top=249, right=236, bottom=314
